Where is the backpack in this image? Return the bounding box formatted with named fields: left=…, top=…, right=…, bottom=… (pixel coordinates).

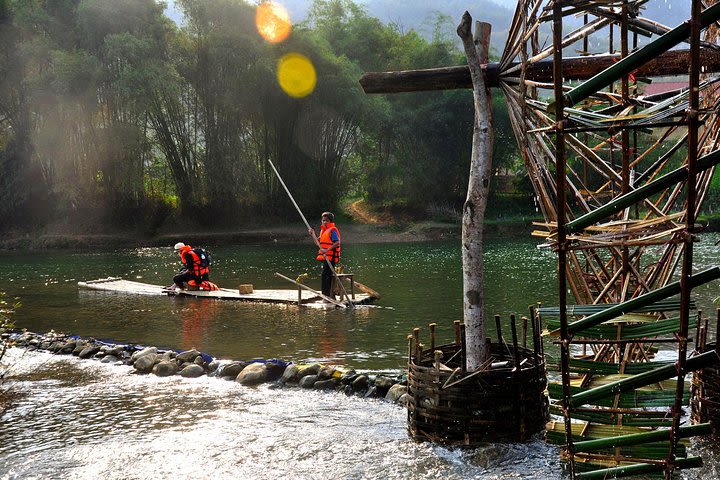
left=193, top=248, right=212, bottom=268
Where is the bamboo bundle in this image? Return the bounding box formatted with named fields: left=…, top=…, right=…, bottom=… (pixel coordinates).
left=573, top=423, right=711, bottom=453
left=548, top=383, right=687, bottom=408
left=538, top=299, right=693, bottom=317
left=569, top=351, right=720, bottom=408
left=568, top=358, right=674, bottom=375
left=559, top=267, right=720, bottom=336
left=574, top=457, right=703, bottom=479
left=545, top=316, right=681, bottom=340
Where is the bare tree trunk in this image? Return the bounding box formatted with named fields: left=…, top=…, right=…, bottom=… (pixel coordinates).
left=457, top=13, right=493, bottom=371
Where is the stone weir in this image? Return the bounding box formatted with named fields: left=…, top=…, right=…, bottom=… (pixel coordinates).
left=8, top=331, right=409, bottom=404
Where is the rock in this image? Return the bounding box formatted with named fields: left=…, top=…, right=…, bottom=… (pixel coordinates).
left=101, top=355, right=120, bottom=364
left=153, top=361, right=179, bottom=377
left=179, top=364, right=205, bottom=378
left=374, top=375, right=394, bottom=392
left=340, top=370, right=357, bottom=385
left=160, top=351, right=174, bottom=362
left=50, top=341, right=65, bottom=353
left=299, top=374, right=318, bottom=389
left=78, top=345, right=100, bottom=359
left=131, top=347, right=158, bottom=363
left=398, top=393, right=410, bottom=406
left=107, top=347, right=124, bottom=358
left=218, top=362, right=247, bottom=378
left=177, top=349, right=201, bottom=363
left=351, top=374, right=369, bottom=391
left=313, top=378, right=337, bottom=390
left=318, top=366, right=336, bottom=380
left=193, top=356, right=206, bottom=367
left=236, top=363, right=268, bottom=385
left=133, top=354, right=157, bottom=373
left=59, top=341, right=77, bottom=354
left=385, top=384, right=408, bottom=403
left=297, top=364, right=321, bottom=379
left=364, top=386, right=380, bottom=398
left=71, top=344, right=85, bottom=356
left=264, top=362, right=286, bottom=381
left=207, top=361, right=220, bottom=373
left=281, top=365, right=300, bottom=383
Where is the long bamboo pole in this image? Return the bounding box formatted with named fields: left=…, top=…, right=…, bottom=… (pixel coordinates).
left=552, top=1, right=576, bottom=476
left=274, top=273, right=345, bottom=308
left=267, top=159, right=353, bottom=308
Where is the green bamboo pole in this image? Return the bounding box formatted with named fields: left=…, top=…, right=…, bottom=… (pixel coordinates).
left=576, top=457, right=703, bottom=479
left=566, top=149, right=720, bottom=233
left=569, top=350, right=720, bottom=407
left=549, top=2, right=720, bottom=113
left=539, top=299, right=694, bottom=316
left=574, top=423, right=711, bottom=452
left=561, top=267, right=720, bottom=336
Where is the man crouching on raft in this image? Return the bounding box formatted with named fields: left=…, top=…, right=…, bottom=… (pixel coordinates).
left=169, top=242, right=217, bottom=291
left=308, top=212, right=341, bottom=298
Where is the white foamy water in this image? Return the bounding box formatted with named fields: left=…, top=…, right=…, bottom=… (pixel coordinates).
left=0, top=348, right=563, bottom=479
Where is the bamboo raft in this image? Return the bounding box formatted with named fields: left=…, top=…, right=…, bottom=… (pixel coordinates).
left=78, top=277, right=376, bottom=308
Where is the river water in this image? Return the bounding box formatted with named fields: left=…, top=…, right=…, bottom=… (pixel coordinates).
left=1, top=236, right=719, bottom=478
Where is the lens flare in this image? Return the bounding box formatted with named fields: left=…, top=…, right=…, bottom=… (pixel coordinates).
left=277, top=53, right=316, bottom=98
left=255, top=2, right=291, bottom=44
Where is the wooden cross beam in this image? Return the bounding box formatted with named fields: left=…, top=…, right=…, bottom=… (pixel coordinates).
left=359, top=48, right=720, bottom=94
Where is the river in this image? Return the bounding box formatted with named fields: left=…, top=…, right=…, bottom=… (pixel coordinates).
left=1, top=236, right=719, bottom=478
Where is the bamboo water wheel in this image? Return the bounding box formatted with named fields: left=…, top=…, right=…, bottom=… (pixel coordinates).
left=499, top=1, right=720, bottom=478
left=361, top=1, right=720, bottom=477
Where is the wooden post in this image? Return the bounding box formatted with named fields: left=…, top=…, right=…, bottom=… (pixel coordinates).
left=413, top=328, right=421, bottom=361
left=495, top=314, right=503, bottom=345
left=510, top=314, right=521, bottom=368
left=429, top=323, right=437, bottom=352
left=454, top=320, right=461, bottom=345
left=460, top=323, right=467, bottom=372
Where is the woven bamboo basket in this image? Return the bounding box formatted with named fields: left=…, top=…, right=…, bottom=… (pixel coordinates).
left=408, top=342, right=548, bottom=445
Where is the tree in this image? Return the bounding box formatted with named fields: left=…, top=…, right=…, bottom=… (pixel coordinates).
left=458, top=13, right=492, bottom=370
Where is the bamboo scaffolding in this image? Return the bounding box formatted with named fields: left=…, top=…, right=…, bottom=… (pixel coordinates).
left=554, top=3, right=720, bottom=111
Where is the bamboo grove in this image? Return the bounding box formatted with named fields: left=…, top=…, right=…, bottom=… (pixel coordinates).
left=1, top=0, right=527, bottom=231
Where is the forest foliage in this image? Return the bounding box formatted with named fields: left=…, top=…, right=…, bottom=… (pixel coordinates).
left=0, top=0, right=528, bottom=233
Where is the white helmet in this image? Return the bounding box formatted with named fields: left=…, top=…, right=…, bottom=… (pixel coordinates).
left=173, top=242, right=186, bottom=251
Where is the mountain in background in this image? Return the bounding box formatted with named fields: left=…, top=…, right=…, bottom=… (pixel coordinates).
left=165, top=1, right=693, bottom=58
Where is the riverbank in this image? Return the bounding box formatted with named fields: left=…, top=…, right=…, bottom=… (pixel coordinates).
left=0, top=218, right=534, bottom=251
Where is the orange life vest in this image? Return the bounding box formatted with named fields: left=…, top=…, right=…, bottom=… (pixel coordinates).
left=316, top=223, right=341, bottom=263
left=180, top=246, right=209, bottom=277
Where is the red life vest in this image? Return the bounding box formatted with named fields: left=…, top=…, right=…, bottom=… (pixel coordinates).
left=316, top=223, right=341, bottom=263
left=180, top=246, right=209, bottom=277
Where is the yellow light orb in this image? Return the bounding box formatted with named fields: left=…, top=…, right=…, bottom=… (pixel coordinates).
left=277, top=53, right=316, bottom=98
left=256, top=2, right=291, bottom=44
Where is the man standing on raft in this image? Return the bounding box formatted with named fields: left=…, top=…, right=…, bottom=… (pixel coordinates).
left=308, top=212, right=341, bottom=298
